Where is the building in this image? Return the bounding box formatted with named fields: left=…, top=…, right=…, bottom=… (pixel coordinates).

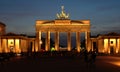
left=35, top=6, right=90, bottom=52
left=0, top=22, right=36, bottom=54
left=91, top=32, right=120, bottom=54
left=0, top=33, right=29, bottom=53
left=0, top=6, right=120, bottom=54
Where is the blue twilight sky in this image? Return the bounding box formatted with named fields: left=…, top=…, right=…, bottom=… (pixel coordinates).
left=0, top=0, right=120, bottom=36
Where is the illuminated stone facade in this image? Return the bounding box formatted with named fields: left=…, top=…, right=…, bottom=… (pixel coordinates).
left=35, top=6, right=91, bottom=52
left=91, top=32, right=120, bottom=54
left=36, top=20, right=91, bottom=52
left=0, top=22, right=36, bottom=53
left=0, top=32, right=35, bottom=53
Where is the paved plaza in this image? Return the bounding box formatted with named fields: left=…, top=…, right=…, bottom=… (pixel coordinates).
left=0, top=55, right=120, bottom=72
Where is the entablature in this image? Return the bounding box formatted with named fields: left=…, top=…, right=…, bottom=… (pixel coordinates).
left=36, top=20, right=90, bottom=25
left=36, top=24, right=90, bottom=32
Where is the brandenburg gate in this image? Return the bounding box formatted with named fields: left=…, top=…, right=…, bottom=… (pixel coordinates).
left=35, top=6, right=90, bottom=52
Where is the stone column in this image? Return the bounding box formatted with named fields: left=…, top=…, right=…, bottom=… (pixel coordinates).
left=15, top=39, right=20, bottom=53
left=67, top=32, right=71, bottom=51
left=45, top=31, right=50, bottom=51
left=38, top=31, right=42, bottom=51
left=118, top=39, right=120, bottom=53
left=25, top=40, right=28, bottom=52
left=19, top=39, right=21, bottom=53
left=116, top=38, right=118, bottom=53
left=12, top=39, right=14, bottom=53
left=36, top=31, right=39, bottom=52
left=85, top=32, right=90, bottom=52
left=91, top=41, right=93, bottom=51
left=76, top=32, right=81, bottom=52
left=18, top=39, right=20, bottom=53
left=55, top=32, right=59, bottom=51
left=108, top=39, right=110, bottom=54
left=0, top=37, right=1, bottom=53
left=4, top=39, right=7, bottom=53
left=32, top=41, right=35, bottom=52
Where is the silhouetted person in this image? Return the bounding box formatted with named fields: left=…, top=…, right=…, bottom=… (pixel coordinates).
left=84, top=50, right=88, bottom=63
left=88, top=50, right=96, bottom=64
left=91, top=51, right=96, bottom=63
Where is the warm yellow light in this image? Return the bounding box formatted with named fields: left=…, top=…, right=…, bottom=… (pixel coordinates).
left=108, top=62, right=120, bottom=67
left=110, top=39, right=116, bottom=46
left=67, top=47, right=71, bottom=51
left=15, top=39, right=21, bottom=53
left=108, top=50, right=110, bottom=54
left=40, top=40, right=42, bottom=44
left=8, top=39, right=14, bottom=46
left=77, top=48, right=81, bottom=52
left=35, top=47, right=38, bottom=52
left=0, top=38, right=2, bottom=53
left=45, top=47, right=48, bottom=51
left=104, top=39, right=108, bottom=53
left=8, top=39, right=14, bottom=52
left=116, top=49, right=118, bottom=53
left=102, top=49, right=104, bottom=53
left=117, top=39, right=119, bottom=53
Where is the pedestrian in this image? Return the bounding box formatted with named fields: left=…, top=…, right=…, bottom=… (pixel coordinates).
left=91, top=51, right=96, bottom=63
left=84, top=50, right=88, bottom=63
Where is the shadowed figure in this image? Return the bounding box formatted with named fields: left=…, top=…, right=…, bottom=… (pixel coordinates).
left=83, top=49, right=97, bottom=72
left=84, top=50, right=89, bottom=63
left=91, top=51, right=97, bottom=63
left=88, top=50, right=97, bottom=72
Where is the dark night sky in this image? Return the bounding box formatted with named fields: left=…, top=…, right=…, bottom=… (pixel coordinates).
left=0, top=0, right=120, bottom=36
